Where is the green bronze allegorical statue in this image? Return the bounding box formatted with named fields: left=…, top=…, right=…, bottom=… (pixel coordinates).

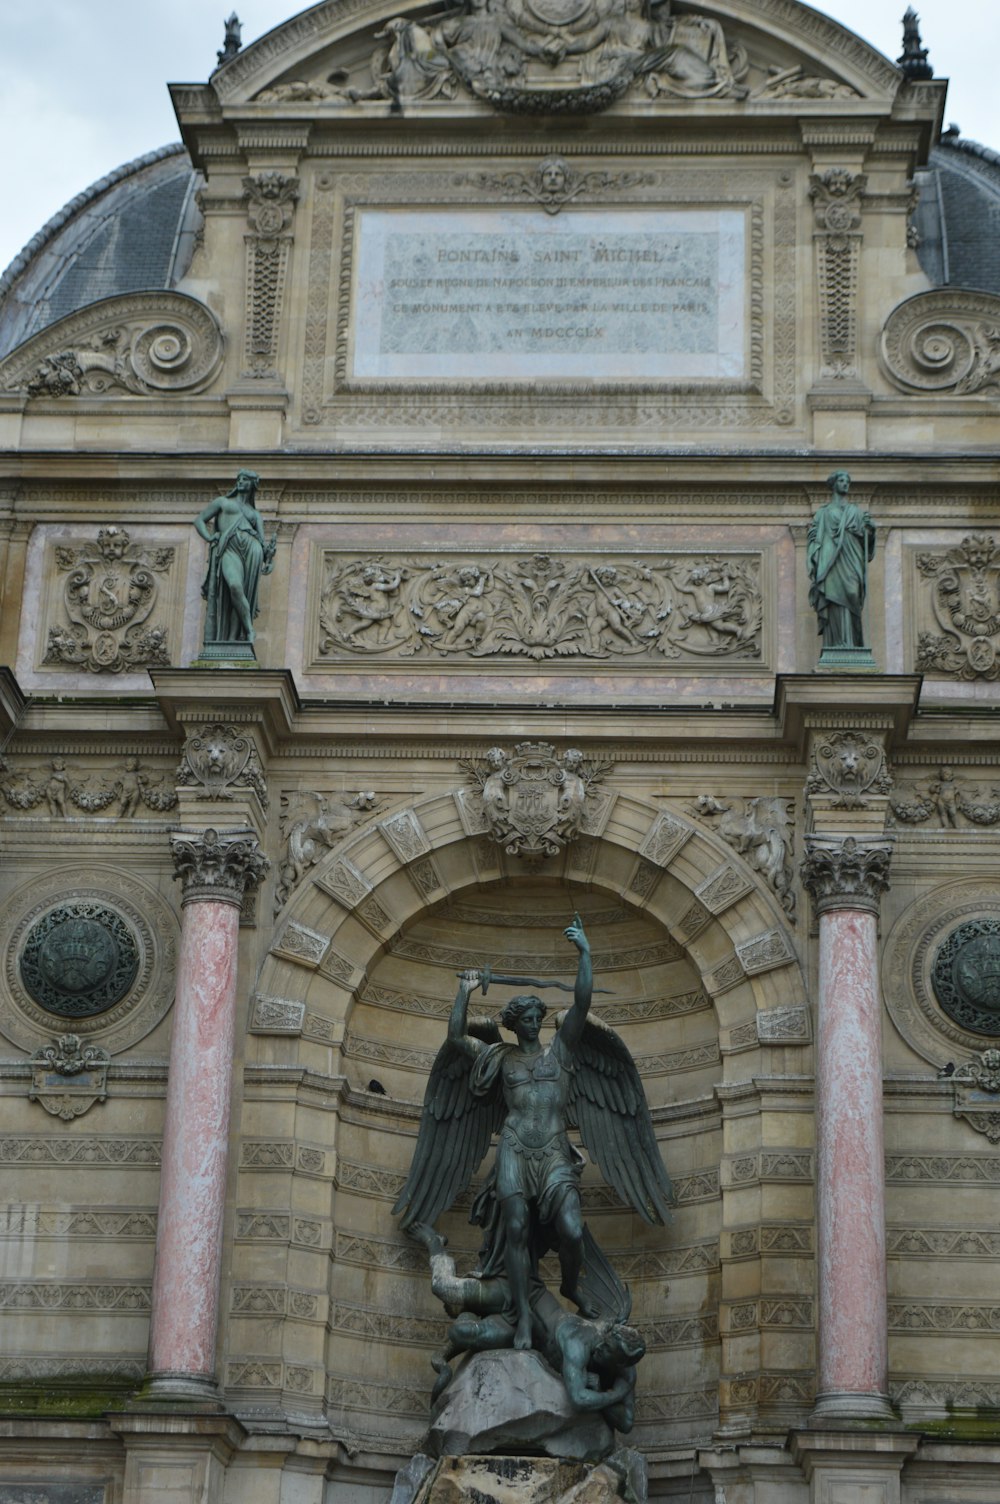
left=807, top=469, right=876, bottom=651
left=394, top=915, right=673, bottom=1427
left=194, top=469, right=276, bottom=658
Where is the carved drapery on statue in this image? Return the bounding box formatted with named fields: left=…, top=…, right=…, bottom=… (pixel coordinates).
left=194, top=471, right=276, bottom=659
left=256, top=0, right=749, bottom=113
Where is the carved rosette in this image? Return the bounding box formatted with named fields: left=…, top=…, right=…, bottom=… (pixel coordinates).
left=0, top=293, right=224, bottom=398
left=242, top=172, right=299, bottom=380
left=880, top=290, right=1000, bottom=396
left=170, top=827, right=269, bottom=906
left=801, top=836, right=892, bottom=917
left=809, top=169, right=866, bottom=382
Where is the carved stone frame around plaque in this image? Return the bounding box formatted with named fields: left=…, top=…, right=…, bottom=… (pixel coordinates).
left=882, top=882, right=1000, bottom=1067
left=0, top=868, right=179, bottom=1056
left=295, top=164, right=797, bottom=436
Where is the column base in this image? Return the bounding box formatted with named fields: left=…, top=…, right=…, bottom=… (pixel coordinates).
left=135, top=1372, right=225, bottom=1411
left=810, top=1390, right=897, bottom=1425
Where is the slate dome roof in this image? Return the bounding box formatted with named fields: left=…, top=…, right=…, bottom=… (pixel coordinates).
left=0, top=144, right=201, bottom=360
left=914, top=133, right=1000, bottom=297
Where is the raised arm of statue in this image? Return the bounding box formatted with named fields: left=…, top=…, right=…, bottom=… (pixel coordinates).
left=556, top=914, right=593, bottom=1054
left=447, top=969, right=486, bottom=1058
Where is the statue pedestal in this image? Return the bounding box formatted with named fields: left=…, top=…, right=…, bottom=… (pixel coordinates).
left=815, top=645, right=877, bottom=672
left=391, top=1452, right=645, bottom=1504
left=427, top=1350, right=614, bottom=1462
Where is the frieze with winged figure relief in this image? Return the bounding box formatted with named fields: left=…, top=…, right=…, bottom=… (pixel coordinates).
left=317, top=551, right=762, bottom=664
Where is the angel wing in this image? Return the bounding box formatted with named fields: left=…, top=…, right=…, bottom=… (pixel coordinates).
left=560, top=1011, right=674, bottom=1225
left=393, top=1018, right=505, bottom=1230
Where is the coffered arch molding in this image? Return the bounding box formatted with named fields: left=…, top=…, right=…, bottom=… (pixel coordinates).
left=258, top=789, right=805, bottom=1048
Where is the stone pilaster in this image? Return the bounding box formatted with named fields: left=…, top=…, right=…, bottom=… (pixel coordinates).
left=146, top=827, right=268, bottom=1400
left=802, top=834, right=894, bottom=1423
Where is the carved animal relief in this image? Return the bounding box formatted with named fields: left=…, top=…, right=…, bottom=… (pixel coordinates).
left=177, top=723, right=268, bottom=808
left=463, top=742, right=612, bottom=860
left=916, top=535, right=1000, bottom=681
left=692, top=794, right=795, bottom=918
left=276, top=790, right=380, bottom=911
left=805, top=731, right=892, bottom=810
left=317, top=552, right=762, bottom=664
left=44, top=527, right=173, bottom=673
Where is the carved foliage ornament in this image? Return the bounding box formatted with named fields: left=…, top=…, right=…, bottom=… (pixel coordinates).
left=805, top=730, right=892, bottom=810
left=318, top=552, right=763, bottom=664
left=880, top=290, right=1000, bottom=397
left=945, top=1048, right=1000, bottom=1145
left=170, top=827, right=270, bottom=905
left=801, top=836, right=892, bottom=915
left=464, top=742, right=612, bottom=860
left=44, top=527, right=173, bottom=673
left=257, top=0, right=750, bottom=115
left=916, top=535, right=1000, bottom=681
left=242, top=172, right=298, bottom=379
left=0, top=754, right=177, bottom=818
left=809, top=168, right=866, bottom=381
left=177, top=723, right=268, bottom=809
left=0, top=292, right=224, bottom=398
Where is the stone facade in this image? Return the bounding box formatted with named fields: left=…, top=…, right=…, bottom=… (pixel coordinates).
left=0, top=3, right=998, bottom=1502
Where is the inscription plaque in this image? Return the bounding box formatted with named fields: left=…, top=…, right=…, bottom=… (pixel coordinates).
left=352, top=208, right=746, bottom=381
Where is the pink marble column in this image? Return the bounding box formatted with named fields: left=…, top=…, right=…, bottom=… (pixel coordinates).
left=147, top=828, right=267, bottom=1400
left=802, top=835, right=894, bottom=1423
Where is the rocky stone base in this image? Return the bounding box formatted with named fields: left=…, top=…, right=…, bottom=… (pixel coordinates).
left=391, top=1452, right=646, bottom=1504
left=427, top=1349, right=614, bottom=1462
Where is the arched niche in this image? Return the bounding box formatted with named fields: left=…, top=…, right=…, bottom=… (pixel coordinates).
left=238, top=792, right=805, bottom=1451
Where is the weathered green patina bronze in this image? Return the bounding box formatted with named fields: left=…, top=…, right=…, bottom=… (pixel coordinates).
left=807, top=470, right=876, bottom=650
left=194, top=469, right=276, bottom=659
left=394, top=915, right=672, bottom=1424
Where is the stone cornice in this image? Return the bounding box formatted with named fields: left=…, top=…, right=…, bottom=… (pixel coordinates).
left=170, top=827, right=269, bottom=906
left=801, top=835, right=892, bottom=917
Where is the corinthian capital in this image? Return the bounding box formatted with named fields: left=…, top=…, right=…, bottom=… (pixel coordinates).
left=170, top=827, right=269, bottom=906
left=801, top=835, right=892, bottom=916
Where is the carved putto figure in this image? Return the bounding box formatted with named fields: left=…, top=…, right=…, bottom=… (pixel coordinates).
left=265, top=0, right=748, bottom=113
left=807, top=471, right=876, bottom=651
left=194, top=470, right=276, bottom=654
left=394, top=917, right=671, bottom=1428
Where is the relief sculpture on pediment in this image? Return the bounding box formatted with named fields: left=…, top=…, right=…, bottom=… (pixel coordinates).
left=257, top=0, right=748, bottom=113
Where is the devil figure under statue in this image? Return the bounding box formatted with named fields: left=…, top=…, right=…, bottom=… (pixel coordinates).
left=394, top=916, right=673, bottom=1435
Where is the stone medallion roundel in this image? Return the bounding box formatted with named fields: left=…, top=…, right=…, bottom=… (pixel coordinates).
left=19, top=902, right=140, bottom=1018
left=0, top=869, right=178, bottom=1055
left=883, top=883, right=1000, bottom=1066
left=931, top=920, right=1000, bottom=1036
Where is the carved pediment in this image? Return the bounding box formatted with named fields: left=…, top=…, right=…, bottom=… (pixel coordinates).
left=0, top=292, right=224, bottom=399
left=209, top=0, right=895, bottom=116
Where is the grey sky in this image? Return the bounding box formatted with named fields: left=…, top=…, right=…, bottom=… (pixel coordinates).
left=1, top=1, right=995, bottom=276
